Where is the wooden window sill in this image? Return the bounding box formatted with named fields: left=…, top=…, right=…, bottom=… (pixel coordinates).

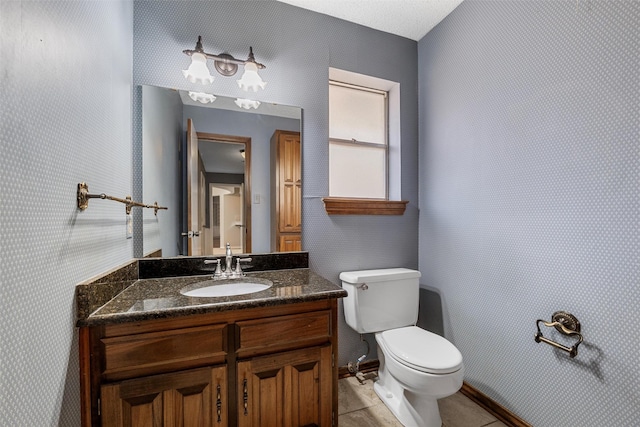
left=322, top=198, right=408, bottom=215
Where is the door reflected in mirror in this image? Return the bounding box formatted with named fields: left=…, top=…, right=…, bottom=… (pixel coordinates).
left=187, top=122, right=252, bottom=256
left=141, top=85, right=301, bottom=257
left=202, top=141, right=247, bottom=255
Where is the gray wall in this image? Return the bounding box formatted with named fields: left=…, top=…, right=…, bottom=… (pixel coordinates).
left=0, top=1, right=133, bottom=425
left=133, top=0, right=420, bottom=365
left=418, top=1, right=639, bottom=425
left=142, top=85, right=183, bottom=257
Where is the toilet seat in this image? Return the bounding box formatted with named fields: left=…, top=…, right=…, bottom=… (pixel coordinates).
left=378, top=326, right=463, bottom=374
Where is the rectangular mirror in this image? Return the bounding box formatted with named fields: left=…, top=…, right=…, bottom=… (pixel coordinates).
left=141, top=85, right=301, bottom=257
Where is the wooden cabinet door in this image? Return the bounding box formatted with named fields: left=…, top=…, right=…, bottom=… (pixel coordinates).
left=271, top=130, right=302, bottom=252
left=101, top=366, right=227, bottom=427
left=279, top=234, right=301, bottom=252
left=237, top=345, right=332, bottom=427
left=278, top=132, right=301, bottom=234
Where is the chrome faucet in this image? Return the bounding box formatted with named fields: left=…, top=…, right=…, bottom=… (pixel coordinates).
left=204, top=244, right=252, bottom=279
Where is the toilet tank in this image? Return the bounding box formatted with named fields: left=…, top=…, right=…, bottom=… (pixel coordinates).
left=340, top=268, right=421, bottom=334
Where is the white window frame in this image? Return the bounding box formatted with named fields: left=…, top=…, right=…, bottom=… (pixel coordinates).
left=329, top=80, right=389, bottom=199
left=328, top=68, right=401, bottom=202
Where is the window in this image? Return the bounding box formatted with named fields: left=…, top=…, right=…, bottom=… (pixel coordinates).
left=329, top=81, right=388, bottom=199
left=324, top=69, right=407, bottom=215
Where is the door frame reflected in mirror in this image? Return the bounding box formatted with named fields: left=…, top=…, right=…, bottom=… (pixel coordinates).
left=194, top=132, right=252, bottom=255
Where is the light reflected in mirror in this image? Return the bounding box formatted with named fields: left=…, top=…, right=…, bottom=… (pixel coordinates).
left=141, top=85, right=301, bottom=257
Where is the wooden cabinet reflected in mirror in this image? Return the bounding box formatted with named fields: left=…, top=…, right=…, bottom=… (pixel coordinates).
left=271, top=130, right=302, bottom=252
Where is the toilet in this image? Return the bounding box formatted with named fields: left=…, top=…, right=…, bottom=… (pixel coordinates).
left=340, top=268, right=464, bottom=427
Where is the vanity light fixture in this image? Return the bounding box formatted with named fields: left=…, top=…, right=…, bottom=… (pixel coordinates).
left=182, top=36, right=266, bottom=91
left=188, top=91, right=216, bottom=104
left=240, top=149, right=245, bottom=159
left=234, top=98, right=261, bottom=110
left=237, top=47, right=267, bottom=92
left=182, top=39, right=215, bottom=84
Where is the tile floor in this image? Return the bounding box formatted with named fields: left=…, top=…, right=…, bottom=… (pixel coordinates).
left=338, top=375, right=508, bottom=427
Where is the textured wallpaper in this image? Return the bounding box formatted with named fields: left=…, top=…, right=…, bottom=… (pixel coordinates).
left=419, top=1, right=639, bottom=425
left=0, top=1, right=133, bottom=425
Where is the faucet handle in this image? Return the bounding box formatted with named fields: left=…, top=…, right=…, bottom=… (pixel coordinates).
left=205, top=259, right=224, bottom=279
left=234, top=257, right=253, bottom=277
left=214, top=259, right=224, bottom=278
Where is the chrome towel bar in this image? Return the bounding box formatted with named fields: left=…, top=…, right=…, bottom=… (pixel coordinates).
left=534, top=311, right=583, bottom=358
left=76, top=182, right=168, bottom=215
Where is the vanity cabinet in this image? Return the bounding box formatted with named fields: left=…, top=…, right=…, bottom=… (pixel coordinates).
left=271, top=130, right=302, bottom=252
left=80, top=300, right=338, bottom=427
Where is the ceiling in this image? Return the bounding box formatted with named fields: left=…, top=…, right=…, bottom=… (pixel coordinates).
left=199, top=140, right=245, bottom=174
left=276, top=0, right=465, bottom=41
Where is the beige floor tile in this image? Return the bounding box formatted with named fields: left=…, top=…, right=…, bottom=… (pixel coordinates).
left=438, top=392, right=498, bottom=427
left=338, top=376, right=380, bottom=415
left=338, top=403, right=404, bottom=427
left=368, top=403, right=405, bottom=427
left=338, top=408, right=375, bottom=427
left=339, top=376, right=501, bottom=427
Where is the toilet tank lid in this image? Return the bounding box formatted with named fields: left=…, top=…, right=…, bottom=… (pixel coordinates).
left=340, top=268, right=421, bottom=284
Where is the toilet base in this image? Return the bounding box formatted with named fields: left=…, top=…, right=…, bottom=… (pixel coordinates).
left=374, top=379, right=442, bottom=427
left=372, top=332, right=463, bottom=427
left=374, top=353, right=445, bottom=427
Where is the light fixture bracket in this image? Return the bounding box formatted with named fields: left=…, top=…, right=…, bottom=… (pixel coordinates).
left=213, top=53, right=239, bottom=77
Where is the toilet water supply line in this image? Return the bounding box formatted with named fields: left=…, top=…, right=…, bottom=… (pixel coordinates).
left=348, top=334, right=371, bottom=375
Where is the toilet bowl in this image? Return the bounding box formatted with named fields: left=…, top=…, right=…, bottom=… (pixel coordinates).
left=340, top=268, right=464, bottom=427
left=375, top=327, right=464, bottom=427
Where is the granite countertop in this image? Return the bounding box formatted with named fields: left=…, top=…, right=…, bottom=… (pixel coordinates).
left=79, top=268, right=347, bottom=327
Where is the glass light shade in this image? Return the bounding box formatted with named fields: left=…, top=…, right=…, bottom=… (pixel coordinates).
left=237, top=62, right=266, bottom=92
left=182, top=52, right=214, bottom=85
left=234, top=98, right=261, bottom=110
left=188, top=91, right=216, bottom=104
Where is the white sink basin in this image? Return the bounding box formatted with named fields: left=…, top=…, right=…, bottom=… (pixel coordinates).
left=181, top=279, right=272, bottom=298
